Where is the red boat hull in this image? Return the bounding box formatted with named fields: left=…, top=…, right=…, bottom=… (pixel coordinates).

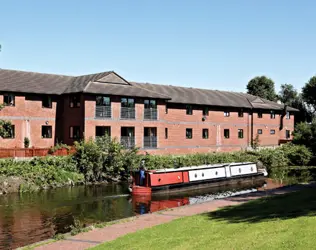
left=132, top=185, right=152, bottom=196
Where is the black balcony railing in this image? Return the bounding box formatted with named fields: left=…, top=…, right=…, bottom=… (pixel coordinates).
left=120, top=107, right=136, bottom=119
left=143, top=136, right=157, bottom=148
left=121, top=136, right=135, bottom=148
left=144, top=108, right=158, bottom=120
left=95, top=106, right=111, bottom=118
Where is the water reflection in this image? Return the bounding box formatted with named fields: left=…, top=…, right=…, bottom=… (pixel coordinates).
left=0, top=180, right=275, bottom=249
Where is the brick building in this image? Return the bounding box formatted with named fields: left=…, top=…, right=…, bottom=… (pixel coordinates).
left=0, top=69, right=296, bottom=154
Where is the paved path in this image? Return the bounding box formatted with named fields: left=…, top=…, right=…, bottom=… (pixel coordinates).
left=34, top=183, right=314, bottom=250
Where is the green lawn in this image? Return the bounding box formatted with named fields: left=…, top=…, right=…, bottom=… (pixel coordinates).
left=92, top=187, right=316, bottom=250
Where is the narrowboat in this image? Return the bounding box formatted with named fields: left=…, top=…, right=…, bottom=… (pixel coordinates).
left=130, top=162, right=268, bottom=195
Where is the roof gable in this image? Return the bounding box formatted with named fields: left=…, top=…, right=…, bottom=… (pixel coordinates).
left=96, top=72, right=130, bottom=85
left=251, top=97, right=265, bottom=103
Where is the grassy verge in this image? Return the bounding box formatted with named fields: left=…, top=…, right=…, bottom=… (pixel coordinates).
left=92, top=187, right=316, bottom=250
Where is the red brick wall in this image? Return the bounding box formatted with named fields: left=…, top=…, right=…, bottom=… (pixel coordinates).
left=0, top=94, right=57, bottom=148
left=0, top=93, right=295, bottom=154
left=83, top=95, right=293, bottom=155
left=61, top=94, right=85, bottom=145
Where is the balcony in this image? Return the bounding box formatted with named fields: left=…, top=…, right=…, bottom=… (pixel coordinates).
left=144, top=108, right=158, bottom=120
left=121, top=136, right=135, bottom=148
left=120, top=107, right=136, bottom=119
left=143, top=136, right=157, bottom=148
left=95, top=106, right=111, bottom=118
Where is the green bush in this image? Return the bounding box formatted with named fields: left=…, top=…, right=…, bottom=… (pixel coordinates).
left=73, top=136, right=140, bottom=182
left=0, top=156, right=84, bottom=190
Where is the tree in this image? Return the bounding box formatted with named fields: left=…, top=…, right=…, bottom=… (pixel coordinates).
left=302, top=76, right=316, bottom=115
left=247, top=76, right=277, bottom=101
left=278, top=84, right=313, bottom=123
left=292, top=121, right=316, bottom=155
left=279, top=84, right=298, bottom=105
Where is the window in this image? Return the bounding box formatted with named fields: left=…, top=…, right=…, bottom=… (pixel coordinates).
left=42, top=96, right=52, bottom=108
left=186, top=128, right=193, bottom=139
left=286, top=130, right=291, bottom=139
left=270, top=111, right=276, bottom=119
left=202, top=129, right=209, bottom=139
left=70, top=126, right=80, bottom=139
left=270, top=129, right=276, bottom=135
left=121, top=98, right=135, bottom=107
left=224, top=129, right=230, bottom=139
left=224, top=111, right=230, bottom=117
left=96, top=96, right=111, bottom=106
left=3, top=94, right=15, bottom=106
left=70, top=95, right=80, bottom=108
left=165, top=128, right=168, bottom=139
left=42, top=126, right=52, bottom=138
left=186, top=105, right=193, bottom=115
left=257, top=129, right=263, bottom=135
left=95, top=126, right=111, bottom=137
left=258, top=112, right=263, bottom=118
left=238, top=129, right=244, bottom=139
left=144, top=99, right=157, bottom=109
left=203, top=107, right=209, bottom=116
left=238, top=110, right=244, bottom=117
left=2, top=125, right=15, bottom=139
left=286, top=112, right=290, bottom=119
left=165, top=104, right=168, bottom=114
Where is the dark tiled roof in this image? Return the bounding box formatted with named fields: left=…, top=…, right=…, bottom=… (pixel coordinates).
left=0, top=69, right=170, bottom=99
left=132, top=82, right=298, bottom=111
left=63, top=71, right=113, bottom=93
left=84, top=82, right=171, bottom=99
left=0, top=69, right=298, bottom=111
left=0, top=69, right=73, bottom=94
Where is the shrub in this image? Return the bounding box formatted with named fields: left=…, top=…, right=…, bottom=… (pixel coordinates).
left=73, top=136, right=141, bottom=182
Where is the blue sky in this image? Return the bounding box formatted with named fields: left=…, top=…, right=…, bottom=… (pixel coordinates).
left=1, top=0, right=316, bottom=92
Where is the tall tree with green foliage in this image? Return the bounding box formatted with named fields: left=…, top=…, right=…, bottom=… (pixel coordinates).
left=278, top=84, right=313, bottom=123
left=279, top=84, right=298, bottom=104
left=302, top=76, right=316, bottom=115
left=247, top=76, right=277, bottom=101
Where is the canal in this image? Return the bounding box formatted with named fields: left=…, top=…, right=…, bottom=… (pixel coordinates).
left=0, top=180, right=273, bottom=249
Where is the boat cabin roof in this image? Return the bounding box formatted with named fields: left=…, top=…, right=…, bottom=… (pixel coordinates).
left=133, top=162, right=256, bottom=174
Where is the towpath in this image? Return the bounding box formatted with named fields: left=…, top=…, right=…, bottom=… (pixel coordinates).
left=33, top=183, right=315, bottom=250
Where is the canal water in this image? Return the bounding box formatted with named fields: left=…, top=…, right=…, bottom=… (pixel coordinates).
left=0, top=180, right=275, bottom=249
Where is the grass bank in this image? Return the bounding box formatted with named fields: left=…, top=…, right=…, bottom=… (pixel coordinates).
left=93, top=187, right=316, bottom=250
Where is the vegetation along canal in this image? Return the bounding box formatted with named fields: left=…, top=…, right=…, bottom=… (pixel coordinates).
left=0, top=180, right=280, bottom=249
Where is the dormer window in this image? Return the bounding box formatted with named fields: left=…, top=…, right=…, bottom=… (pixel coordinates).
left=42, top=96, right=52, bottom=108
left=3, top=94, right=15, bottom=106
left=70, top=95, right=80, bottom=108
left=203, top=107, right=209, bottom=116
left=270, top=111, right=276, bottom=119
left=186, top=105, right=193, bottom=115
